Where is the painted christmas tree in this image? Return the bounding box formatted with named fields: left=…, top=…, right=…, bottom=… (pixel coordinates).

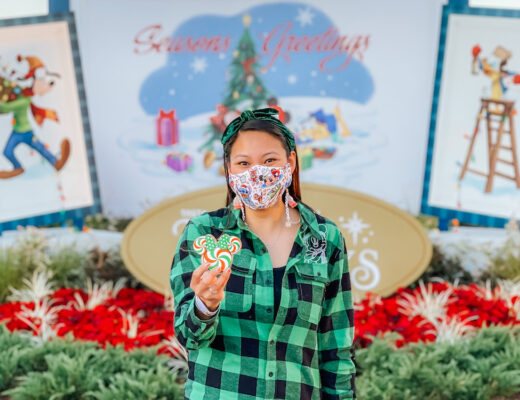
left=199, top=14, right=272, bottom=157
left=222, top=13, right=270, bottom=109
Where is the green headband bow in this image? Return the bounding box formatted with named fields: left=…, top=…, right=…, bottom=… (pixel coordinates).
left=221, top=107, right=296, bottom=151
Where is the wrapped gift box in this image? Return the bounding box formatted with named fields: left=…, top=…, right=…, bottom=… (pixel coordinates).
left=156, top=109, right=179, bottom=146
left=166, top=152, right=192, bottom=172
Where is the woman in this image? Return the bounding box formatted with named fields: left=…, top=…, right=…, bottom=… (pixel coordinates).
left=170, top=108, right=356, bottom=399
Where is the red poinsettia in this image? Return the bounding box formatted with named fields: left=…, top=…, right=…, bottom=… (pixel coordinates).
left=354, top=280, right=520, bottom=348
left=1, top=280, right=519, bottom=353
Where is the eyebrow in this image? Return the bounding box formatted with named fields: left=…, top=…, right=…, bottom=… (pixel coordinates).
left=233, top=151, right=279, bottom=158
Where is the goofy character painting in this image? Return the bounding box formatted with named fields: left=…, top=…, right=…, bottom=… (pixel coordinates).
left=0, top=55, right=70, bottom=179
left=471, top=45, right=520, bottom=100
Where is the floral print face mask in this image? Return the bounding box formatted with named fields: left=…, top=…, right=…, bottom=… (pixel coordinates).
left=228, top=163, right=293, bottom=210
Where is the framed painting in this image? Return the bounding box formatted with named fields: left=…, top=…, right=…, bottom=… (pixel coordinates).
left=422, top=0, right=520, bottom=228
left=0, top=12, right=101, bottom=233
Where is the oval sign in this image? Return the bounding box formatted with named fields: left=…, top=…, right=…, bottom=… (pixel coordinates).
left=121, top=183, right=432, bottom=301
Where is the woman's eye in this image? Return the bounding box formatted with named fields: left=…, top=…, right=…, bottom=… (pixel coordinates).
left=238, top=161, right=248, bottom=166
left=265, top=158, right=275, bottom=164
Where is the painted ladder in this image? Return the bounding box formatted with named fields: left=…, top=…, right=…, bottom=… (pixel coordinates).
left=459, top=98, right=520, bottom=193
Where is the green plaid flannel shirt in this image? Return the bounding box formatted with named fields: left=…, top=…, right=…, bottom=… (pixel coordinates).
left=170, top=201, right=356, bottom=399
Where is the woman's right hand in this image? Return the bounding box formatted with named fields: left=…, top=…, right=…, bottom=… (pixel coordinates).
left=190, top=261, right=232, bottom=314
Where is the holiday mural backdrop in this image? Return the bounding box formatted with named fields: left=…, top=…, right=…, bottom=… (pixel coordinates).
left=427, top=13, right=520, bottom=221
left=71, top=0, right=443, bottom=217
left=0, top=16, right=95, bottom=226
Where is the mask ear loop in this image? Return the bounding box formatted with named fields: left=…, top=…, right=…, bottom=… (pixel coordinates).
left=284, top=161, right=298, bottom=227
left=231, top=187, right=248, bottom=226
left=240, top=198, right=247, bottom=225
left=284, top=188, right=291, bottom=228
left=229, top=169, right=250, bottom=227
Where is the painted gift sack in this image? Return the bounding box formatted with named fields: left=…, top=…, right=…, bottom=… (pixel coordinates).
left=193, top=234, right=242, bottom=272
left=0, top=79, right=22, bottom=103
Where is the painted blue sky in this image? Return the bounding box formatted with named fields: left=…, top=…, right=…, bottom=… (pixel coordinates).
left=139, top=2, right=374, bottom=119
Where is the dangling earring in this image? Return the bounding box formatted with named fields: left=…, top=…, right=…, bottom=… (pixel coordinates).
left=286, top=191, right=297, bottom=208
left=240, top=201, right=247, bottom=225
left=284, top=188, right=297, bottom=227
left=233, top=195, right=242, bottom=210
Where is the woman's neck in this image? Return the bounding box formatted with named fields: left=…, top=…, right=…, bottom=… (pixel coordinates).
left=243, top=199, right=287, bottom=236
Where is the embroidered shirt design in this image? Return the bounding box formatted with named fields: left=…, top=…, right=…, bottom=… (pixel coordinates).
left=303, top=224, right=327, bottom=264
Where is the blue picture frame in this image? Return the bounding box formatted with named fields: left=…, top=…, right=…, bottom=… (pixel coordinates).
left=421, top=0, right=520, bottom=229
left=0, top=12, right=102, bottom=234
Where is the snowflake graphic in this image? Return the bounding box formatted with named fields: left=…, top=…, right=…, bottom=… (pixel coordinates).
left=295, top=7, right=315, bottom=27
left=339, top=212, right=371, bottom=246
left=190, top=57, right=208, bottom=74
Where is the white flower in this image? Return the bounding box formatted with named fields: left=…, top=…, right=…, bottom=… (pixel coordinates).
left=8, top=269, right=55, bottom=303
left=68, top=277, right=127, bottom=310
left=114, top=308, right=163, bottom=340
left=15, top=297, right=66, bottom=344
left=162, top=334, right=189, bottom=363
left=397, top=279, right=454, bottom=324
left=426, top=314, right=479, bottom=344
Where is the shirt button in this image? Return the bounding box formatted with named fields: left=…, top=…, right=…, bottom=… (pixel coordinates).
left=269, top=340, right=274, bottom=345
left=266, top=280, right=271, bottom=285
left=267, top=308, right=272, bottom=313
left=317, top=272, right=321, bottom=276
left=261, top=248, right=267, bottom=254
left=268, top=372, right=273, bottom=377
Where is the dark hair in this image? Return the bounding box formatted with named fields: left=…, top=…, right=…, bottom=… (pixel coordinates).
left=223, top=119, right=302, bottom=207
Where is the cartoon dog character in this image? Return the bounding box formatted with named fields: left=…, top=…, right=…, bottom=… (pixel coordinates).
left=0, top=55, right=70, bottom=179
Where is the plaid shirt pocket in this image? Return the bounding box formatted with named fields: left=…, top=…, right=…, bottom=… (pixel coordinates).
left=221, top=262, right=255, bottom=313
left=294, top=263, right=329, bottom=324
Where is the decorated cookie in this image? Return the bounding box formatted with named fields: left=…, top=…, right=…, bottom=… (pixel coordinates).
left=193, top=233, right=242, bottom=272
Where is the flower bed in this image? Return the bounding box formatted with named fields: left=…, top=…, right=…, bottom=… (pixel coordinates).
left=1, top=273, right=519, bottom=354
left=0, top=277, right=184, bottom=359
left=355, top=279, right=520, bottom=348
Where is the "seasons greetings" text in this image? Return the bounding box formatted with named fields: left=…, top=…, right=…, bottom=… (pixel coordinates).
left=134, top=22, right=370, bottom=73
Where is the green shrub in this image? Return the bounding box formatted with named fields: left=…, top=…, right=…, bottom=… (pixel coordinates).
left=89, top=363, right=184, bottom=400
left=416, top=214, right=438, bottom=231
left=85, top=247, right=143, bottom=289
left=84, top=214, right=133, bottom=232
left=0, top=229, right=143, bottom=302
left=356, top=325, right=520, bottom=400
left=6, top=350, right=102, bottom=399
left=0, top=228, right=52, bottom=302
left=407, top=244, right=474, bottom=290
left=2, top=323, right=520, bottom=400
left=478, top=233, right=520, bottom=284
left=0, top=325, right=183, bottom=399
left=0, top=247, right=27, bottom=303
left=47, top=244, right=89, bottom=289
left=45, top=214, right=132, bottom=233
